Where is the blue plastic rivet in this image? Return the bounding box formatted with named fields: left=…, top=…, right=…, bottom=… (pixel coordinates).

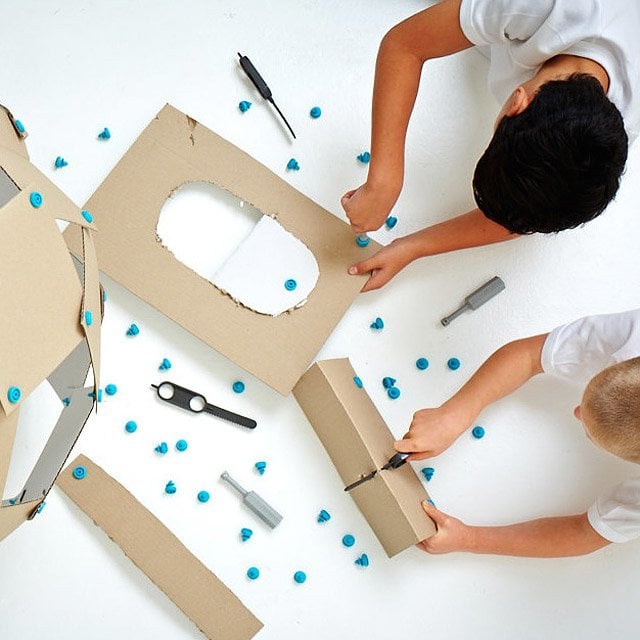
left=102, top=289, right=107, bottom=302
left=155, top=442, right=168, bottom=454
left=62, top=396, right=70, bottom=407
left=422, top=467, right=435, bottom=481
left=284, top=279, right=297, bottom=291
left=125, top=420, right=137, bottom=433
left=126, top=323, right=140, bottom=336
left=232, top=380, right=245, bottom=394
left=176, top=439, right=188, bottom=452
left=241, top=527, right=253, bottom=542
left=287, top=158, right=300, bottom=171
left=54, top=156, right=68, bottom=168
left=98, top=127, right=111, bottom=139
left=382, top=377, right=396, bottom=389
left=294, top=571, right=307, bottom=584
left=247, top=567, right=260, bottom=580
left=472, top=426, right=485, bottom=439
left=342, top=534, right=355, bottom=547
left=255, top=461, right=266, bottom=475
left=353, top=376, right=363, bottom=389
left=385, top=216, right=398, bottom=229
left=447, top=357, right=460, bottom=371
left=356, top=234, right=370, bottom=247
left=239, top=100, right=252, bottom=113
left=355, top=553, right=369, bottom=567
left=197, top=490, right=210, bottom=503
left=387, top=386, right=401, bottom=400
left=81, top=210, right=93, bottom=223
left=426, top=498, right=436, bottom=507
left=370, top=317, right=384, bottom=330
left=36, top=501, right=46, bottom=514
left=7, top=386, right=21, bottom=404
left=105, top=383, right=117, bottom=396
left=357, top=151, right=370, bottom=164
left=29, top=192, right=43, bottom=208
left=159, top=358, right=172, bottom=371
left=416, top=357, right=429, bottom=370
left=84, top=310, right=93, bottom=326
left=88, top=388, right=103, bottom=402
left=309, top=106, right=322, bottom=118
left=72, top=465, right=87, bottom=480
left=15, top=119, right=25, bottom=133
left=317, top=509, right=331, bottom=523
left=165, top=480, right=176, bottom=494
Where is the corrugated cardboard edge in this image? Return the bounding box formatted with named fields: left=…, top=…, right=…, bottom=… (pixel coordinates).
left=63, top=104, right=379, bottom=395
left=56, top=455, right=263, bottom=640
left=293, top=358, right=436, bottom=557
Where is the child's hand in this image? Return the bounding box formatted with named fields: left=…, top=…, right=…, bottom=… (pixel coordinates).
left=394, top=406, right=471, bottom=460
left=341, top=181, right=400, bottom=233
left=417, top=500, right=473, bottom=554
left=348, top=237, right=416, bottom=292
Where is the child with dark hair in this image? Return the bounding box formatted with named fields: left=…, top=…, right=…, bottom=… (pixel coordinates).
left=344, top=0, right=636, bottom=291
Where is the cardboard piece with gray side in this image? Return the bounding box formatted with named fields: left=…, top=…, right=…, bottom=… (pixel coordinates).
left=0, top=104, right=101, bottom=542
left=63, top=104, right=379, bottom=396
left=293, top=358, right=436, bottom=557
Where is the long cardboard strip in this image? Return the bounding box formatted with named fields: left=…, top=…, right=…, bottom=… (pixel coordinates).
left=57, top=455, right=263, bottom=640
left=294, top=359, right=436, bottom=557
left=63, top=104, right=379, bottom=395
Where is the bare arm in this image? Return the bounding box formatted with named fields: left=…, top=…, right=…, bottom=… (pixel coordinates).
left=349, top=208, right=516, bottom=292
left=419, top=502, right=610, bottom=557
left=342, top=0, right=473, bottom=233
left=395, top=333, right=548, bottom=460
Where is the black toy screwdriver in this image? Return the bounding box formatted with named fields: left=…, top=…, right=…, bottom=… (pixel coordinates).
left=237, top=52, right=296, bottom=139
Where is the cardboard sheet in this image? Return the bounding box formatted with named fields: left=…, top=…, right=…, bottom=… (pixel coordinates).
left=63, top=104, right=379, bottom=395
left=0, top=188, right=85, bottom=417
left=212, top=215, right=319, bottom=316
left=57, top=455, right=263, bottom=640
left=293, top=358, right=436, bottom=557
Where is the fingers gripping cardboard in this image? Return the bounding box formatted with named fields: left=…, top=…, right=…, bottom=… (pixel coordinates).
left=293, top=358, right=436, bottom=557
left=63, top=104, right=379, bottom=395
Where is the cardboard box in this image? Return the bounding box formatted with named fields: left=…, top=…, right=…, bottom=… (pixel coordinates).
left=57, top=455, right=263, bottom=640
left=0, top=106, right=100, bottom=542
left=63, top=104, right=379, bottom=395
left=293, top=358, right=436, bottom=557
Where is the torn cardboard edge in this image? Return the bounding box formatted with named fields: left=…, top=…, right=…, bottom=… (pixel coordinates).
left=56, top=455, right=263, bottom=640
left=293, top=358, right=436, bottom=557
left=63, top=103, right=380, bottom=395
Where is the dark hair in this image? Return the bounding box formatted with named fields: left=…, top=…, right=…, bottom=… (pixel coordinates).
left=473, top=74, right=628, bottom=234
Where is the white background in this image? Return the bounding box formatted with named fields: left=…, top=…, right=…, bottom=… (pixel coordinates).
left=2, top=1, right=640, bottom=639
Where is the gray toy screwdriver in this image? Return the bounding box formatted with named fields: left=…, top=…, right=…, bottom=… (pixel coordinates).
left=221, top=471, right=283, bottom=529
left=441, top=276, right=506, bottom=326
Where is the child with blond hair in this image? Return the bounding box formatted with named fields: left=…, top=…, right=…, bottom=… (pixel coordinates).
left=396, top=310, right=640, bottom=556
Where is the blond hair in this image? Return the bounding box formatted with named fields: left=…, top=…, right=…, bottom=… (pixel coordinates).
left=582, top=357, right=640, bottom=464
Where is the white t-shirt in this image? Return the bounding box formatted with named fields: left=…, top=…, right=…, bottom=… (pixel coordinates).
left=541, top=309, right=640, bottom=543
left=459, top=0, right=640, bottom=142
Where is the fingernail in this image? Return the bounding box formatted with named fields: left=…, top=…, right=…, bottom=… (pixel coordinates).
left=348, top=266, right=358, bottom=275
